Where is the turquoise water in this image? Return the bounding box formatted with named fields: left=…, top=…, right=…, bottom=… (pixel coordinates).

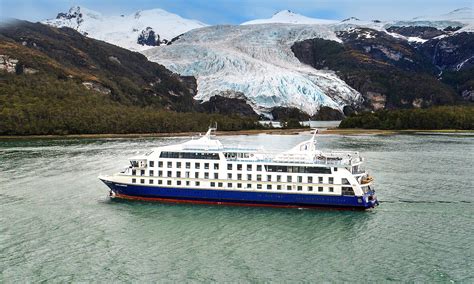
left=1, top=133, right=473, bottom=282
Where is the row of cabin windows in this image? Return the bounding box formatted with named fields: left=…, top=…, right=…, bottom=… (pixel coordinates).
left=149, top=160, right=336, bottom=174
left=159, top=151, right=219, bottom=160
left=131, top=179, right=346, bottom=193
left=133, top=170, right=338, bottom=184
left=152, top=161, right=220, bottom=170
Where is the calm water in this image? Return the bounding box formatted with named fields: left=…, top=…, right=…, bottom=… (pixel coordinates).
left=0, top=132, right=473, bottom=282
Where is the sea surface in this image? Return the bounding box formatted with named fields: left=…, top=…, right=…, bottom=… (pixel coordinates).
left=1, top=132, right=473, bottom=282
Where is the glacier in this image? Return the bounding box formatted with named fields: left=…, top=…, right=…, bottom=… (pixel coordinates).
left=144, top=24, right=362, bottom=117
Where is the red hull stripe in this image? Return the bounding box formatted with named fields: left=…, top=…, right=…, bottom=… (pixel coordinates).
left=113, top=193, right=364, bottom=211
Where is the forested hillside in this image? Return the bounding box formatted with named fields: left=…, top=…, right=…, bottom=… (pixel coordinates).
left=0, top=21, right=259, bottom=135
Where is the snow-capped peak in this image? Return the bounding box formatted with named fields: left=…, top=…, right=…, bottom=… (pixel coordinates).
left=413, top=7, right=473, bottom=22
left=241, top=10, right=337, bottom=25
left=43, top=6, right=208, bottom=51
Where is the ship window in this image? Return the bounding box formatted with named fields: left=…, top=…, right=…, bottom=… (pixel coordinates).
left=167, top=180, right=171, bottom=185
left=185, top=171, right=190, bottom=178
left=204, top=163, right=209, bottom=169
left=132, top=178, right=136, bottom=183
left=227, top=173, right=232, bottom=179
left=247, top=174, right=252, bottom=180
left=319, top=177, right=323, bottom=183
left=237, top=164, right=242, bottom=170
left=195, top=163, right=200, bottom=169
left=247, top=164, right=252, bottom=171
left=277, top=175, right=281, bottom=182
left=228, top=183, right=232, bottom=188
left=177, top=180, right=181, bottom=185
left=334, top=167, right=338, bottom=172
left=176, top=162, right=181, bottom=168
left=267, top=184, right=272, bottom=190
left=158, top=161, right=163, bottom=167
left=211, top=182, right=215, bottom=187
left=149, top=170, right=154, bottom=176
left=167, top=162, right=172, bottom=168
left=167, top=171, right=172, bottom=177
left=297, top=176, right=302, bottom=183
left=141, top=179, right=145, bottom=184
left=297, top=186, right=302, bottom=191
left=141, top=170, right=145, bottom=176
left=329, top=187, right=334, bottom=192
left=237, top=174, right=242, bottom=180
left=265, top=165, right=331, bottom=174
left=176, top=172, right=181, bottom=178
left=308, top=176, right=313, bottom=183
left=267, top=175, right=271, bottom=181
left=158, top=180, right=162, bottom=185
left=186, top=181, right=190, bottom=186
left=287, top=185, right=291, bottom=191
left=247, top=184, right=252, bottom=189
left=257, top=184, right=262, bottom=189
left=195, top=172, right=199, bottom=178
left=160, top=151, right=219, bottom=160
left=227, top=164, right=233, bottom=170
left=195, top=181, right=200, bottom=186
left=214, top=163, right=219, bottom=170
left=237, top=183, right=242, bottom=188
left=214, top=173, right=219, bottom=179
left=257, top=165, right=262, bottom=171
left=342, top=187, right=354, bottom=195
left=158, top=170, right=163, bottom=177
left=132, top=170, right=136, bottom=175
left=318, top=187, right=323, bottom=192
left=186, top=162, right=190, bottom=169
left=218, top=182, right=223, bottom=187
left=308, top=186, right=313, bottom=191
left=342, top=178, right=350, bottom=185
left=149, top=161, right=154, bottom=167
left=287, top=176, right=292, bottom=182
left=329, top=177, right=334, bottom=184
left=257, top=175, right=262, bottom=181
left=204, top=173, right=209, bottom=179
left=277, top=185, right=282, bottom=190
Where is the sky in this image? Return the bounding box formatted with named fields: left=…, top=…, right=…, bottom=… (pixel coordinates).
left=1, top=0, right=472, bottom=24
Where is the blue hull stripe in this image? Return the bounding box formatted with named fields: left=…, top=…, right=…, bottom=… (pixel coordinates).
left=103, top=181, right=376, bottom=209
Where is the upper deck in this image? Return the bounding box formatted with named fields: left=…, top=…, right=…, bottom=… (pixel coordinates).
left=132, top=128, right=364, bottom=167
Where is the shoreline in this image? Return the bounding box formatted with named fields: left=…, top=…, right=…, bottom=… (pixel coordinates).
left=0, top=128, right=472, bottom=140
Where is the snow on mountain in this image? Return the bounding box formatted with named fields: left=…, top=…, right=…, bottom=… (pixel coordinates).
left=242, top=10, right=337, bottom=25
left=389, top=7, right=474, bottom=32
left=143, top=24, right=361, bottom=117
left=43, top=6, right=208, bottom=51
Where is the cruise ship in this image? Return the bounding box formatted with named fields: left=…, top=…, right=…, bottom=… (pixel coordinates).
left=99, top=128, right=378, bottom=209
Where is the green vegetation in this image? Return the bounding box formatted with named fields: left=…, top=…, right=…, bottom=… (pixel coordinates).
left=291, top=36, right=458, bottom=108
left=0, top=74, right=260, bottom=135
left=339, top=106, right=474, bottom=130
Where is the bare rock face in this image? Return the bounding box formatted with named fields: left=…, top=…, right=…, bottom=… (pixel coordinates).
left=366, top=92, right=386, bottom=110
left=82, top=81, right=111, bottom=95
left=137, top=27, right=161, bottom=47
left=200, top=91, right=258, bottom=117
left=0, top=55, right=19, bottom=73
left=420, top=32, right=474, bottom=71
left=387, top=26, right=446, bottom=40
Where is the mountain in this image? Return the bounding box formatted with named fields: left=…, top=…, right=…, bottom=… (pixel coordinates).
left=0, top=20, right=257, bottom=135
left=142, top=8, right=473, bottom=117
left=42, top=6, right=208, bottom=51
left=241, top=10, right=337, bottom=25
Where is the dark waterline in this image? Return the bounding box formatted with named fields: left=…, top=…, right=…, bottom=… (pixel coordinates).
left=0, top=133, right=473, bottom=282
